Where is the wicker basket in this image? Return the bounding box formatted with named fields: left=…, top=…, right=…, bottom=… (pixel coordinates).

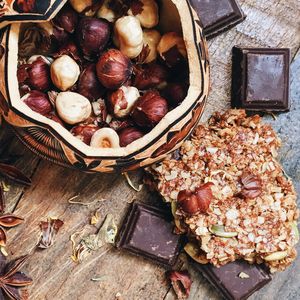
left=0, top=0, right=209, bottom=173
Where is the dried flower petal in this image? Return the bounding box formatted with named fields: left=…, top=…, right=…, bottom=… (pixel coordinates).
left=38, top=218, right=64, bottom=249
left=168, top=270, right=192, bottom=300
left=0, top=163, right=31, bottom=186
left=0, top=214, right=24, bottom=228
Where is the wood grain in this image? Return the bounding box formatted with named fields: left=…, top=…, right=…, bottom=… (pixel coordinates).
left=0, top=0, right=299, bottom=299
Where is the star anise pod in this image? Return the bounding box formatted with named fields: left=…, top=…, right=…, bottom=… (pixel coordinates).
left=0, top=254, right=32, bottom=300
left=0, top=214, right=24, bottom=248
left=0, top=163, right=31, bottom=187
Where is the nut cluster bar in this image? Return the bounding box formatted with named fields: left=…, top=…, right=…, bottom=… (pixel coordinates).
left=117, top=202, right=183, bottom=268
left=190, top=0, right=246, bottom=39
left=194, top=260, right=272, bottom=300
left=231, top=46, right=290, bottom=111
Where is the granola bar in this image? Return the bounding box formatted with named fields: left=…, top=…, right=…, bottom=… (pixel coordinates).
left=149, top=109, right=299, bottom=273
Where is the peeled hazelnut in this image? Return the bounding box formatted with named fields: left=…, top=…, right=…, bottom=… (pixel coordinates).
left=97, top=0, right=117, bottom=23
left=162, top=82, right=188, bottom=106
left=71, top=124, right=100, bottom=145
left=56, top=92, right=92, bottom=125
left=96, top=49, right=133, bottom=89
left=128, top=0, right=159, bottom=29
left=114, top=16, right=143, bottom=59
left=131, top=90, right=168, bottom=128
left=133, top=63, right=168, bottom=90
left=157, top=32, right=187, bottom=67
left=78, top=64, right=105, bottom=101
left=118, top=127, right=144, bottom=147
left=76, top=17, right=111, bottom=59
left=177, top=183, right=214, bottom=215
left=21, top=91, right=52, bottom=116
left=142, top=30, right=161, bottom=63
left=108, top=86, right=140, bottom=118
left=53, top=3, right=78, bottom=33
left=17, top=56, right=51, bottom=91
left=50, top=55, right=80, bottom=91
left=90, top=128, right=120, bottom=148
left=69, top=0, right=100, bottom=15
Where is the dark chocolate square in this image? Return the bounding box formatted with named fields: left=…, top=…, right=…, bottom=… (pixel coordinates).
left=231, top=47, right=290, bottom=111
left=117, top=203, right=182, bottom=268
left=194, top=261, right=272, bottom=300
left=190, top=0, right=246, bottom=39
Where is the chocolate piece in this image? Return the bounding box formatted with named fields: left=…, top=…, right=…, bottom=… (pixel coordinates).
left=190, top=0, right=246, bottom=39
left=117, top=202, right=182, bottom=268
left=195, top=261, right=272, bottom=300
left=232, top=47, right=290, bottom=111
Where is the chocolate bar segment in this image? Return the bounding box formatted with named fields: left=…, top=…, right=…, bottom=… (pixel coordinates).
left=232, top=47, right=290, bottom=111
left=195, top=261, right=272, bottom=300
left=117, top=203, right=182, bottom=268
left=190, top=0, right=246, bottom=39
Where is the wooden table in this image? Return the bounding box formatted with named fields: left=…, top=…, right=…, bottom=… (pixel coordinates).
left=0, top=0, right=300, bottom=299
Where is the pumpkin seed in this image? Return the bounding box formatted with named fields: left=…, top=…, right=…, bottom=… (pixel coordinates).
left=264, top=251, right=288, bottom=261
left=209, top=225, right=238, bottom=238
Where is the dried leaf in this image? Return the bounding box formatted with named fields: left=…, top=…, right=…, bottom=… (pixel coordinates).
left=38, top=218, right=64, bottom=249
left=0, top=163, right=31, bottom=186
left=0, top=214, right=24, bottom=228
left=68, top=195, right=106, bottom=206
left=91, top=211, right=100, bottom=225
left=0, top=185, right=4, bottom=213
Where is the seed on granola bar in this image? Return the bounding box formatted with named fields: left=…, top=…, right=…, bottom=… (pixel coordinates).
left=264, top=251, right=288, bottom=261
left=209, top=225, right=238, bottom=238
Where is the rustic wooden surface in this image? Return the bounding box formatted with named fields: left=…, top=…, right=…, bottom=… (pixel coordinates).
left=0, top=0, right=300, bottom=299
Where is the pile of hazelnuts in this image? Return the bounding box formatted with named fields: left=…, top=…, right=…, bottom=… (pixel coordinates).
left=17, top=0, right=189, bottom=149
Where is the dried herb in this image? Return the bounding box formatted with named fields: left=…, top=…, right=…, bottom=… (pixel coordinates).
left=168, top=270, right=192, bottom=300
left=0, top=163, right=31, bottom=186
left=38, top=218, right=64, bottom=249
left=0, top=254, right=32, bottom=300
left=71, top=214, right=117, bottom=263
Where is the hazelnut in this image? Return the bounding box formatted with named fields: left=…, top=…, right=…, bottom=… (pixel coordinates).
left=50, top=55, right=80, bottom=91
left=97, top=0, right=117, bottom=23
left=133, top=63, right=168, bottom=90
left=45, top=112, right=65, bottom=126
left=76, top=17, right=111, bottom=59
left=114, top=16, right=143, bottom=59
left=21, top=91, right=52, bottom=116
left=240, top=171, right=262, bottom=199
left=71, top=124, right=100, bottom=145
left=96, top=49, right=133, bottom=90
left=17, top=56, right=51, bottom=91
left=177, top=183, right=214, bottom=215
left=90, top=128, right=120, bottom=148
left=157, top=32, right=187, bottom=67
left=108, top=86, right=140, bottom=118
left=142, top=30, right=161, bottom=63
left=109, top=119, right=134, bottom=132
left=91, top=98, right=107, bottom=122
left=118, top=127, right=144, bottom=147
left=128, top=0, right=159, bottom=29
left=131, top=90, right=168, bottom=128
left=53, top=40, right=82, bottom=63
left=78, top=64, right=105, bottom=101
left=162, top=82, right=188, bottom=106
left=53, top=3, right=78, bottom=33
left=55, top=92, right=92, bottom=125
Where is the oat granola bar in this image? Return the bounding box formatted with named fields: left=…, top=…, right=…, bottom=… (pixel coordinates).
left=149, top=109, right=299, bottom=273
